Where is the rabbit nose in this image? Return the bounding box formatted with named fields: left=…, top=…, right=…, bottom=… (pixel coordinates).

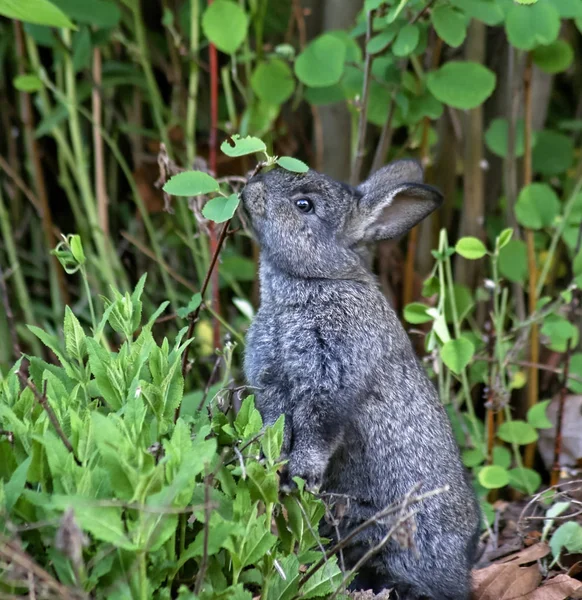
left=242, top=179, right=266, bottom=217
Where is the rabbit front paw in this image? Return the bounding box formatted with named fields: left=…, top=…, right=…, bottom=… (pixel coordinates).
left=279, top=450, right=327, bottom=493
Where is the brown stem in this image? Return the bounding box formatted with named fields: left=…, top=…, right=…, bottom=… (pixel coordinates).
left=0, top=263, right=21, bottom=359
left=370, top=94, right=396, bottom=174
left=523, top=53, right=539, bottom=470
left=350, top=10, right=373, bottom=186
left=551, top=340, right=572, bottom=487
left=17, top=369, right=79, bottom=464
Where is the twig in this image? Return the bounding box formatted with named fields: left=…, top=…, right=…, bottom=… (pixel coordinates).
left=197, top=354, right=223, bottom=411
left=92, top=46, right=108, bottom=236
left=350, top=10, right=373, bottom=186
left=16, top=370, right=80, bottom=464
left=370, top=93, right=397, bottom=174
left=298, top=484, right=447, bottom=590
left=0, top=263, right=21, bottom=358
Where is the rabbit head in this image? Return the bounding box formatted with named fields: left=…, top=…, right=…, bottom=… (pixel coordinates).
left=241, top=159, right=443, bottom=279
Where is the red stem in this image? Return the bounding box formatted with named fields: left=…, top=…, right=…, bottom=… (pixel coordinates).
left=208, top=0, right=221, bottom=351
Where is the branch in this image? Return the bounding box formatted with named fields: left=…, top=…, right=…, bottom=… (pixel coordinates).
left=0, top=263, right=21, bottom=358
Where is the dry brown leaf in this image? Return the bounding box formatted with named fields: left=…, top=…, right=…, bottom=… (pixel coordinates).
left=472, top=543, right=549, bottom=600
left=515, top=574, right=582, bottom=600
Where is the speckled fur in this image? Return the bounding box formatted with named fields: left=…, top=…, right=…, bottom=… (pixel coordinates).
left=242, top=161, right=480, bottom=600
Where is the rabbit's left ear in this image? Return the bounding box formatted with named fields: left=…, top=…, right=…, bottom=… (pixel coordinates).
left=354, top=160, right=443, bottom=242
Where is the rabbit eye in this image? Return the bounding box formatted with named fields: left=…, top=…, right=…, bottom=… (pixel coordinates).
left=295, top=198, right=313, bottom=213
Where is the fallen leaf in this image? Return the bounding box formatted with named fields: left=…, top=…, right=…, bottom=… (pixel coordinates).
left=516, top=573, right=582, bottom=600
left=472, top=544, right=549, bottom=600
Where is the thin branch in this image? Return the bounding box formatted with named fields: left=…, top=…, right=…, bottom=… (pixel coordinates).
left=350, top=10, right=374, bottom=186
left=16, top=370, right=80, bottom=464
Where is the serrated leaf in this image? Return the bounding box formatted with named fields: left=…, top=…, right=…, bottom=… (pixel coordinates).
left=301, top=557, right=343, bottom=599
left=4, top=457, right=31, bottom=513
left=441, top=338, right=475, bottom=374
left=276, top=156, right=309, bottom=173
left=163, top=171, right=219, bottom=197
left=202, top=194, right=240, bottom=223
left=64, top=307, right=87, bottom=362
left=220, top=134, right=267, bottom=157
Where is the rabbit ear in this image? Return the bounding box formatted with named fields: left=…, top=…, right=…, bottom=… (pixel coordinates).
left=355, top=160, right=443, bottom=242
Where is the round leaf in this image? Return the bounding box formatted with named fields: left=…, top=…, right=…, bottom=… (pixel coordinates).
left=202, top=0, right=249, bottom=54
left=163, top=171, right=220, bottom=197
left=251, top=59, right=295, bottom=105
left=432, top=5, right=467, bottom=48
left=506, top=2, right=560, bottom=50
left=367, top=29, right=397, bottom=55
left=455, top=237, right=488, bottom=260
left=492, top=446, right=511, bottom=469
left=220, top=134, right=267, bottom=157
left=532, top=40, right=574, bottom=74
left=484, top=118, right=534, bottom=159
left=392, top=24, right=419, bottom=57
left=427, top=61, right=496, bottom=110
left=515, top=183, right=560, bottom=230
left=497, top=420, right=538, bottom=445
left=567, top=353, right=582, bottom=393
left=541, top=314, right=578, bottom=352
left=462, top=448, right=486, bottom=468
left=478, top=465, right=510, bottom=489
left=551, top=0, right=582, bottom=18
left=403, top=302, right=433, bottom=324
left=202, top=194, right=240, bottom=223
left=276, top=157, right=309, bottom=173
left=294, top=34, right=346, bottom=88
left=550, top=521, right=582, bottom=558
left=508, top=467, right=541, bottom=495
left=532, top=130, right=574, bottom=176
left=441, top=338, right=475, bottom=375
left=449, top=0, right=504, bottom=25
left=0, top=0, right=75, bottom=28
left=498, top=239, right=528, bottom=283
left=527, top=400, right=553, bottom=429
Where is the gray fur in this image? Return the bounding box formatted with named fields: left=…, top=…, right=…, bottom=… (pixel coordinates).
left=242, top=161, right=480, bottom=600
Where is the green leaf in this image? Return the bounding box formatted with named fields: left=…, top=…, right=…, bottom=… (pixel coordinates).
left=266, top=555, right=300, bottom=600
left=276, top=157, right=309, bottom=173
left=508, top=467, right=541, bottom=495
left=0, top=0, right=75, bottom=28
left=497, top=420, right=538, bottom=445
left=403, top=302, right=433, bottom=324
left=221, top=134, right=267, bottom=157
left=64, top=307, right=87, bottom=362
left=50, top=0, right=121, bottom=27
left=541, top=314, right=578, bottom=352
left=492, top=446, right=511, bottom=469
left=441, top=338, right=475, bottom=375
left=515, top=183, right=560, bottom=230
left=69, top=235, right=86, bottom=265
left=505, top=2, right=560, bottom=50
left=551, top=0, right=582, bottom=17
left=532, top=40, right=574, bottom=74
left=455, top=237, right=488, bottom=260
left=485, top=118, right=534, bottom=159
left=177, top=293, right=202, bottom=319
left=366, top=29, right=397, bottom=55
left=202, top=194, right=240, bottom=223
left=251, top=59, right=295, bottom=105
left=431, top=5, right=467, bottom=48
left=527, top=400, right=553, bottom=429
left=462, top=448, right=485, bottom=468
left=498, top=239, right=528, bottom=283
left=550, top=521, right=582, bottom=558
left=301, top=557, right=343, bottom=599
left=478, top=465, right=510, bottom=489
left=496, top=228, right=514, bottom=250
left=201, top=0, right=249, bottom=54
left=163, top=171, right=220, bottom=197
left=532, top=130, right=574, bottom=176
left=261, top=414, right=285, bottom=465
left=4, top=457, right=31, bottom=513
left=567, top=353, right=582, bottom=393
left=392, top=24, right=419, bottom=57
left=13, top=74, right=42, bottom=92
left=294, top=33, right=346, bottom=88
left=427, top=61, right=496, bottom=110
left=450, top=0, right=504, bottom=24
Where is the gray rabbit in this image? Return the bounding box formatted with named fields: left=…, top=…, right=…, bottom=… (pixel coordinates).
left=242, top=160, right=480, bottom=600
